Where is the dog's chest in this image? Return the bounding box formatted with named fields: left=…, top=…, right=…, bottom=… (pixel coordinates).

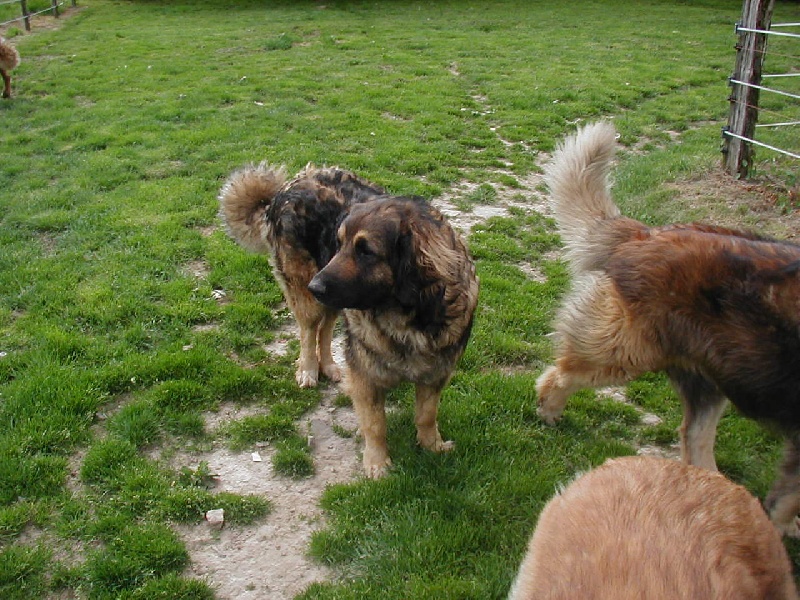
left=344, top=310, right=454, bottom=385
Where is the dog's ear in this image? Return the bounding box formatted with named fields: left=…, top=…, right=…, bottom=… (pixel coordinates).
left=393, top=228, right=424, bottom=308
left=392, top=216, right=453, bottom=335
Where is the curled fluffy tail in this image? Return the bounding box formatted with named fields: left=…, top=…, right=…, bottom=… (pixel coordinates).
left=545, top=122, right=621, bottom=271
left=218, top=162, right=287, bottom=254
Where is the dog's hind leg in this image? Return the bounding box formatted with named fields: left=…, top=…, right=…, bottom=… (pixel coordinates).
left=415, top=382, right=454, bottom=453
left=668, top=368, right=727, bottom=471
left=537, top=275, right=651, bottom=425
left=291, top=291, right=325, bottom=388
left=345, top=369, right=391, bottom=478
left=536, top=357, right=631, bottom=425
left=765, top=435, right=800, bottom=537
left=295, top=318, right=320, bottom=387
left=316, top=309, right=341, bottom=383
left=1, top=68, right=10, bottom=98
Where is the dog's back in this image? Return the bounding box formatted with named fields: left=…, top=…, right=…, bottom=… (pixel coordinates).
left=218, top=163, right=384, bottom=259
left=509, top=457, right=797, bottom=600
left=266, top=165, right=386, bottom=270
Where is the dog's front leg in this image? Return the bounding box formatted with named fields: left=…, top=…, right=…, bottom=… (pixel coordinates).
left=415, top=383, right=454, bottom=453
left=316, top=309, right=342, bottom=383
left=346, top=369, right=391, bottom=478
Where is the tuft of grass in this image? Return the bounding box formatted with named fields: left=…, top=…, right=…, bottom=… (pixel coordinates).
left=83, top=523, right=189, bottom=597
left=273, top=436, right=315, bottom=478
left=224, top=413, right=298, bottom=451
left=0, top=545, right=50, bottom=600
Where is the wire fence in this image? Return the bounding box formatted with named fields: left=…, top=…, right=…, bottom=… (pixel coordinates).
left=0, top=0, right=76, bottom=32
left=723, top=2, right=800, bottom=176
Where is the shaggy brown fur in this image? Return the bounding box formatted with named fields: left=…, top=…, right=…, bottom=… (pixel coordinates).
left=308, top=197, right=479, bottom=478
left=218, top=163, right=385, bottom=387
left=0, top=36, right=21, bottom=98
left=508, top=456, right=798, bottom=600
left=536, top=121, right=800, bottom=534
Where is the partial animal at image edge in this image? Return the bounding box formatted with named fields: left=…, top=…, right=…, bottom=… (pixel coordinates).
left=0, top=36, right=21, bottom=99
left=535, top=121, right=800, bottom=535
left=508, top=456, right=798, bottom=600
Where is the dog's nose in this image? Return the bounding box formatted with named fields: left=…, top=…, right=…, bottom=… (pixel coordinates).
left=308, top=277, right=326, bottom=299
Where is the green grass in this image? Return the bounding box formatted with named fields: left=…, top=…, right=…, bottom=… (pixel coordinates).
left=1, top=0, right=799, bottom=597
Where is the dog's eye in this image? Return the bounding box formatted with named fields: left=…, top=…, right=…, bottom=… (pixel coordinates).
left=355, top=238, right=374, bottom=257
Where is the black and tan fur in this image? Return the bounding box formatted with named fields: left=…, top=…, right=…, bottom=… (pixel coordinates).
left=219, top=163, right=385, bottom=388
left=536, top=122, right=800, bottom=534
left=0, top=36, right=20, bottom=99
left=508, top=456, right=798, bottom=600
left=308, top=197, right=478, bottom=478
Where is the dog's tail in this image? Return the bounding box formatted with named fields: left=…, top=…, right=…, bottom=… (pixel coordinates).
left=546, top=122, right=628, bottom=273
left=218, top=162, right=287, bottom=254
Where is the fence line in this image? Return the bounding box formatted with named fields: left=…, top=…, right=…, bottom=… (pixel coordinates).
left=722, top=0, right=798, bottom=178
left=729, top=78, right=800, bottom=101
left=735, top=26, right=800, bottom=39
left=724, top=130, right=800, bottom=160
left=0, top=0, right=76, bottom=31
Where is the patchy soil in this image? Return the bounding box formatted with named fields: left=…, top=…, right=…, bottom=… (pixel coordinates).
left=171, top=327, right=359, bottom=599
left=178, top=146, right=797, bottom=598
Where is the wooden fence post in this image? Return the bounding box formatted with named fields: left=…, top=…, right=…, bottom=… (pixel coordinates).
left=722, top=0, right=775, bottom=178
left=20, top=0, right=31, bottom=31
left=51, top=0, right=59, bottom=18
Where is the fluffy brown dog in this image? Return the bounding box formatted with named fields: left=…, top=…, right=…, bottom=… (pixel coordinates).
left=219, top=163, right=385, bottom=387
left=308, top=197, right=478, bottom=478
left=536, top=121, right=800, bottom=534
left=0, top=36, right=21, bottom=99
left=508, top=456, right=798, bottom=600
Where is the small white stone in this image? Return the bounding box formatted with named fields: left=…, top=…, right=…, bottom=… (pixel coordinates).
left=205, top=508, right=225, bottom=528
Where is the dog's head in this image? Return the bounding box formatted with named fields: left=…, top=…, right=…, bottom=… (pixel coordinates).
left=308, top=197, right=470, bottom=330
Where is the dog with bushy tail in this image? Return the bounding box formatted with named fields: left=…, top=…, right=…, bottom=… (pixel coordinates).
left=537, top=122, right=800, bottom=536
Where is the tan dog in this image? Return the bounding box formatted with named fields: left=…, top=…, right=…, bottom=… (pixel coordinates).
left=309, top=197, right=478, bottom=477
left=536, top=122, right=800, bottom=534
left=509, top=456, right=798, bottom=600
left=0, top=36, right=21, bottom=98
left=219, top=163, right=384, bottom=387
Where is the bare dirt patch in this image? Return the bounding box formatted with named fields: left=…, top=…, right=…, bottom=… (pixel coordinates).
left=176, top=391, right=359, bottom=599
left=174, top=327, right=358, bottom=599
left=666, top=169, right=800, bottom=240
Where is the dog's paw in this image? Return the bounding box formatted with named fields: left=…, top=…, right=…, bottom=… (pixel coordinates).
left=296, top=369, right=319, bottom=388
left=536, top=406, right=562, bottom=426
left=320, top=362, right=342, bottom=383
left=432, top=439, right=455, bottom=453
left=417, top=432, right=455, bottom=453
left=364, top=457, right=392, bottom=479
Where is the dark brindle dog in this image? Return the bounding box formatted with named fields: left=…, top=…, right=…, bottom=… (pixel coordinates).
left=536, top=122, right=800, bottom=534
left=220, top=164, right=478, bottom=478
left=219, top=163, right=385, bottom=388
left=309, top=196, right=478, bottom=478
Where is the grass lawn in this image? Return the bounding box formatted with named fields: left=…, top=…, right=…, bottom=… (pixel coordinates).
left=1, top=0, right=799, bottom=598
